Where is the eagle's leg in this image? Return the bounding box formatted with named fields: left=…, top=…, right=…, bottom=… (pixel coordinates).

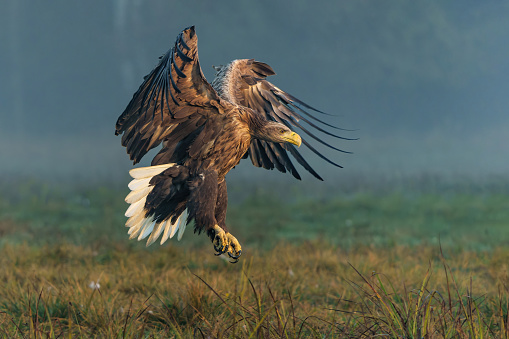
left=188, top=170, right=225, bottom=252
left=214, top=180, right=228, bottom=231
left=188, top=170, right=240, bottom=260
left=215, top=180, right=242, bottom=263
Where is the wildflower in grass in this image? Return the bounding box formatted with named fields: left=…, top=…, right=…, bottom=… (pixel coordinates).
left=88, top=281, right=100, bottom=290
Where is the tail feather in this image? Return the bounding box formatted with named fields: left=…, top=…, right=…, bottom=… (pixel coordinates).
left=146, top=219, right=167, bottom=246
left=160, top=219, right=173, bottom=245
left=124, top=163, right=189, bottom=246
left=125, top=196, right=146, bottom=217
left=169, top=217, right=181, bottom=239
left=128, top=216, right=146, bottom=237
left=125, top=185, right=152, bottom=204
left=128, top=177, right=151, bottom=190
left=160, top=215, right=185, bottom=245
left=177, top=217, right=187, bottom=241
left=126, top=213, right=145, bottom=228
left=129, top=163, right=176, bottom=179
left=138, top=218, right=156, bottom=240
left=129, top=215, right=152, bottom=239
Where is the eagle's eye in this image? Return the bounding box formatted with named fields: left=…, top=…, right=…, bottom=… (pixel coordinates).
left=279, top=129, right=285, bottom=134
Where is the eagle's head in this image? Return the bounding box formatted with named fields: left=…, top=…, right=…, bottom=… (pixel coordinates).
left=256, top=121, right=302, bottom=147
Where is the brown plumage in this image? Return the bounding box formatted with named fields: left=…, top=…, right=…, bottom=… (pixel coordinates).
left=115, top=26, right=350, bottom=262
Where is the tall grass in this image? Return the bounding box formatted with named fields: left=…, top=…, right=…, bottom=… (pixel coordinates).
left=0, top=242, right=507, bottom=337
left=1, top=178, right=508, bottom=337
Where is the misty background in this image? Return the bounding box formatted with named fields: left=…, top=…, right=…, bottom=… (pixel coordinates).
left=2, top=1, right=509, bottom=189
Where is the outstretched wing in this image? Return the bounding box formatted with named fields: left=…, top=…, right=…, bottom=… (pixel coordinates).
left=226, top=59, right=353, bottom=181
left=115, top=26, right=226, bottom=164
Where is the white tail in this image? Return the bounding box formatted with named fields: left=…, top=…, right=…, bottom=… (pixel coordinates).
left=129, top=163, right=176, bottom=179
left=124, top=163, right=188, bottom=246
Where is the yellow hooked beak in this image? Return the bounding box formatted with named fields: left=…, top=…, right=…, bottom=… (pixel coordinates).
left=283, top=131, right=302, bottom=147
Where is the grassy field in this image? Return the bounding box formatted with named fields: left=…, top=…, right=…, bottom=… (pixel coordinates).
left=0, top=177, right=508, bottom=337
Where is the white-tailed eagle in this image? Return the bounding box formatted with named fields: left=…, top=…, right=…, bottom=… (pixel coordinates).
left=115, top=26, right=351, bottom=262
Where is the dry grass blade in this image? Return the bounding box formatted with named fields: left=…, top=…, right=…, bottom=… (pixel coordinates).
left=247, top=301, right=280, bottom=339
left=192, top=273, right=233, bottom=315
left=0, top=238, right=507, bottom=337
left=412, top=262, right=432, bottom=337
left=348, top=262, right=403, bottom=337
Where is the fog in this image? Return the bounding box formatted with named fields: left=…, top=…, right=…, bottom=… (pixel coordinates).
left=2, top=1, right=509, bottom=185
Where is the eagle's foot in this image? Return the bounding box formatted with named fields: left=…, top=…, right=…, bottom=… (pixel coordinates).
left=207, top=225, right=242, bottom=263
left=208, top=225, right=229, bottom=255
left=226, top=233, right=242, bottom=264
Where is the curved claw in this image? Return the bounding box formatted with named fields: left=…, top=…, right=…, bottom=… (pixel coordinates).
left=228, top=250, right=242, bottom=260
left=214, top=245, right=228, bottom=256
left=228, top=250, right=242, bottom=264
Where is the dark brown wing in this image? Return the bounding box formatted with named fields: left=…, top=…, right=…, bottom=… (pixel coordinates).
left=229, top=59, right=354, bottom=181
left=115, top=26, right=227, bottom=164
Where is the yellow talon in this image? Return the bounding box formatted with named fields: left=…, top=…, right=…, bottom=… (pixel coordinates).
left=226, top=232, right=242, bottom=262
left=209, top=225, right=242, bottom=263
left=211, top=225, right=228, bottom=254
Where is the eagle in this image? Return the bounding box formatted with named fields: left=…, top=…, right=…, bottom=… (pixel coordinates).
left=115, top=26, right=351, bottom=263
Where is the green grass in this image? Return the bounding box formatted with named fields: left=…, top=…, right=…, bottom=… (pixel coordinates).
left=2, top=177, right=509, bottom=251
left=0, top=177, right=508, bottom=337
left=0, top=242, right=507, bottom=337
